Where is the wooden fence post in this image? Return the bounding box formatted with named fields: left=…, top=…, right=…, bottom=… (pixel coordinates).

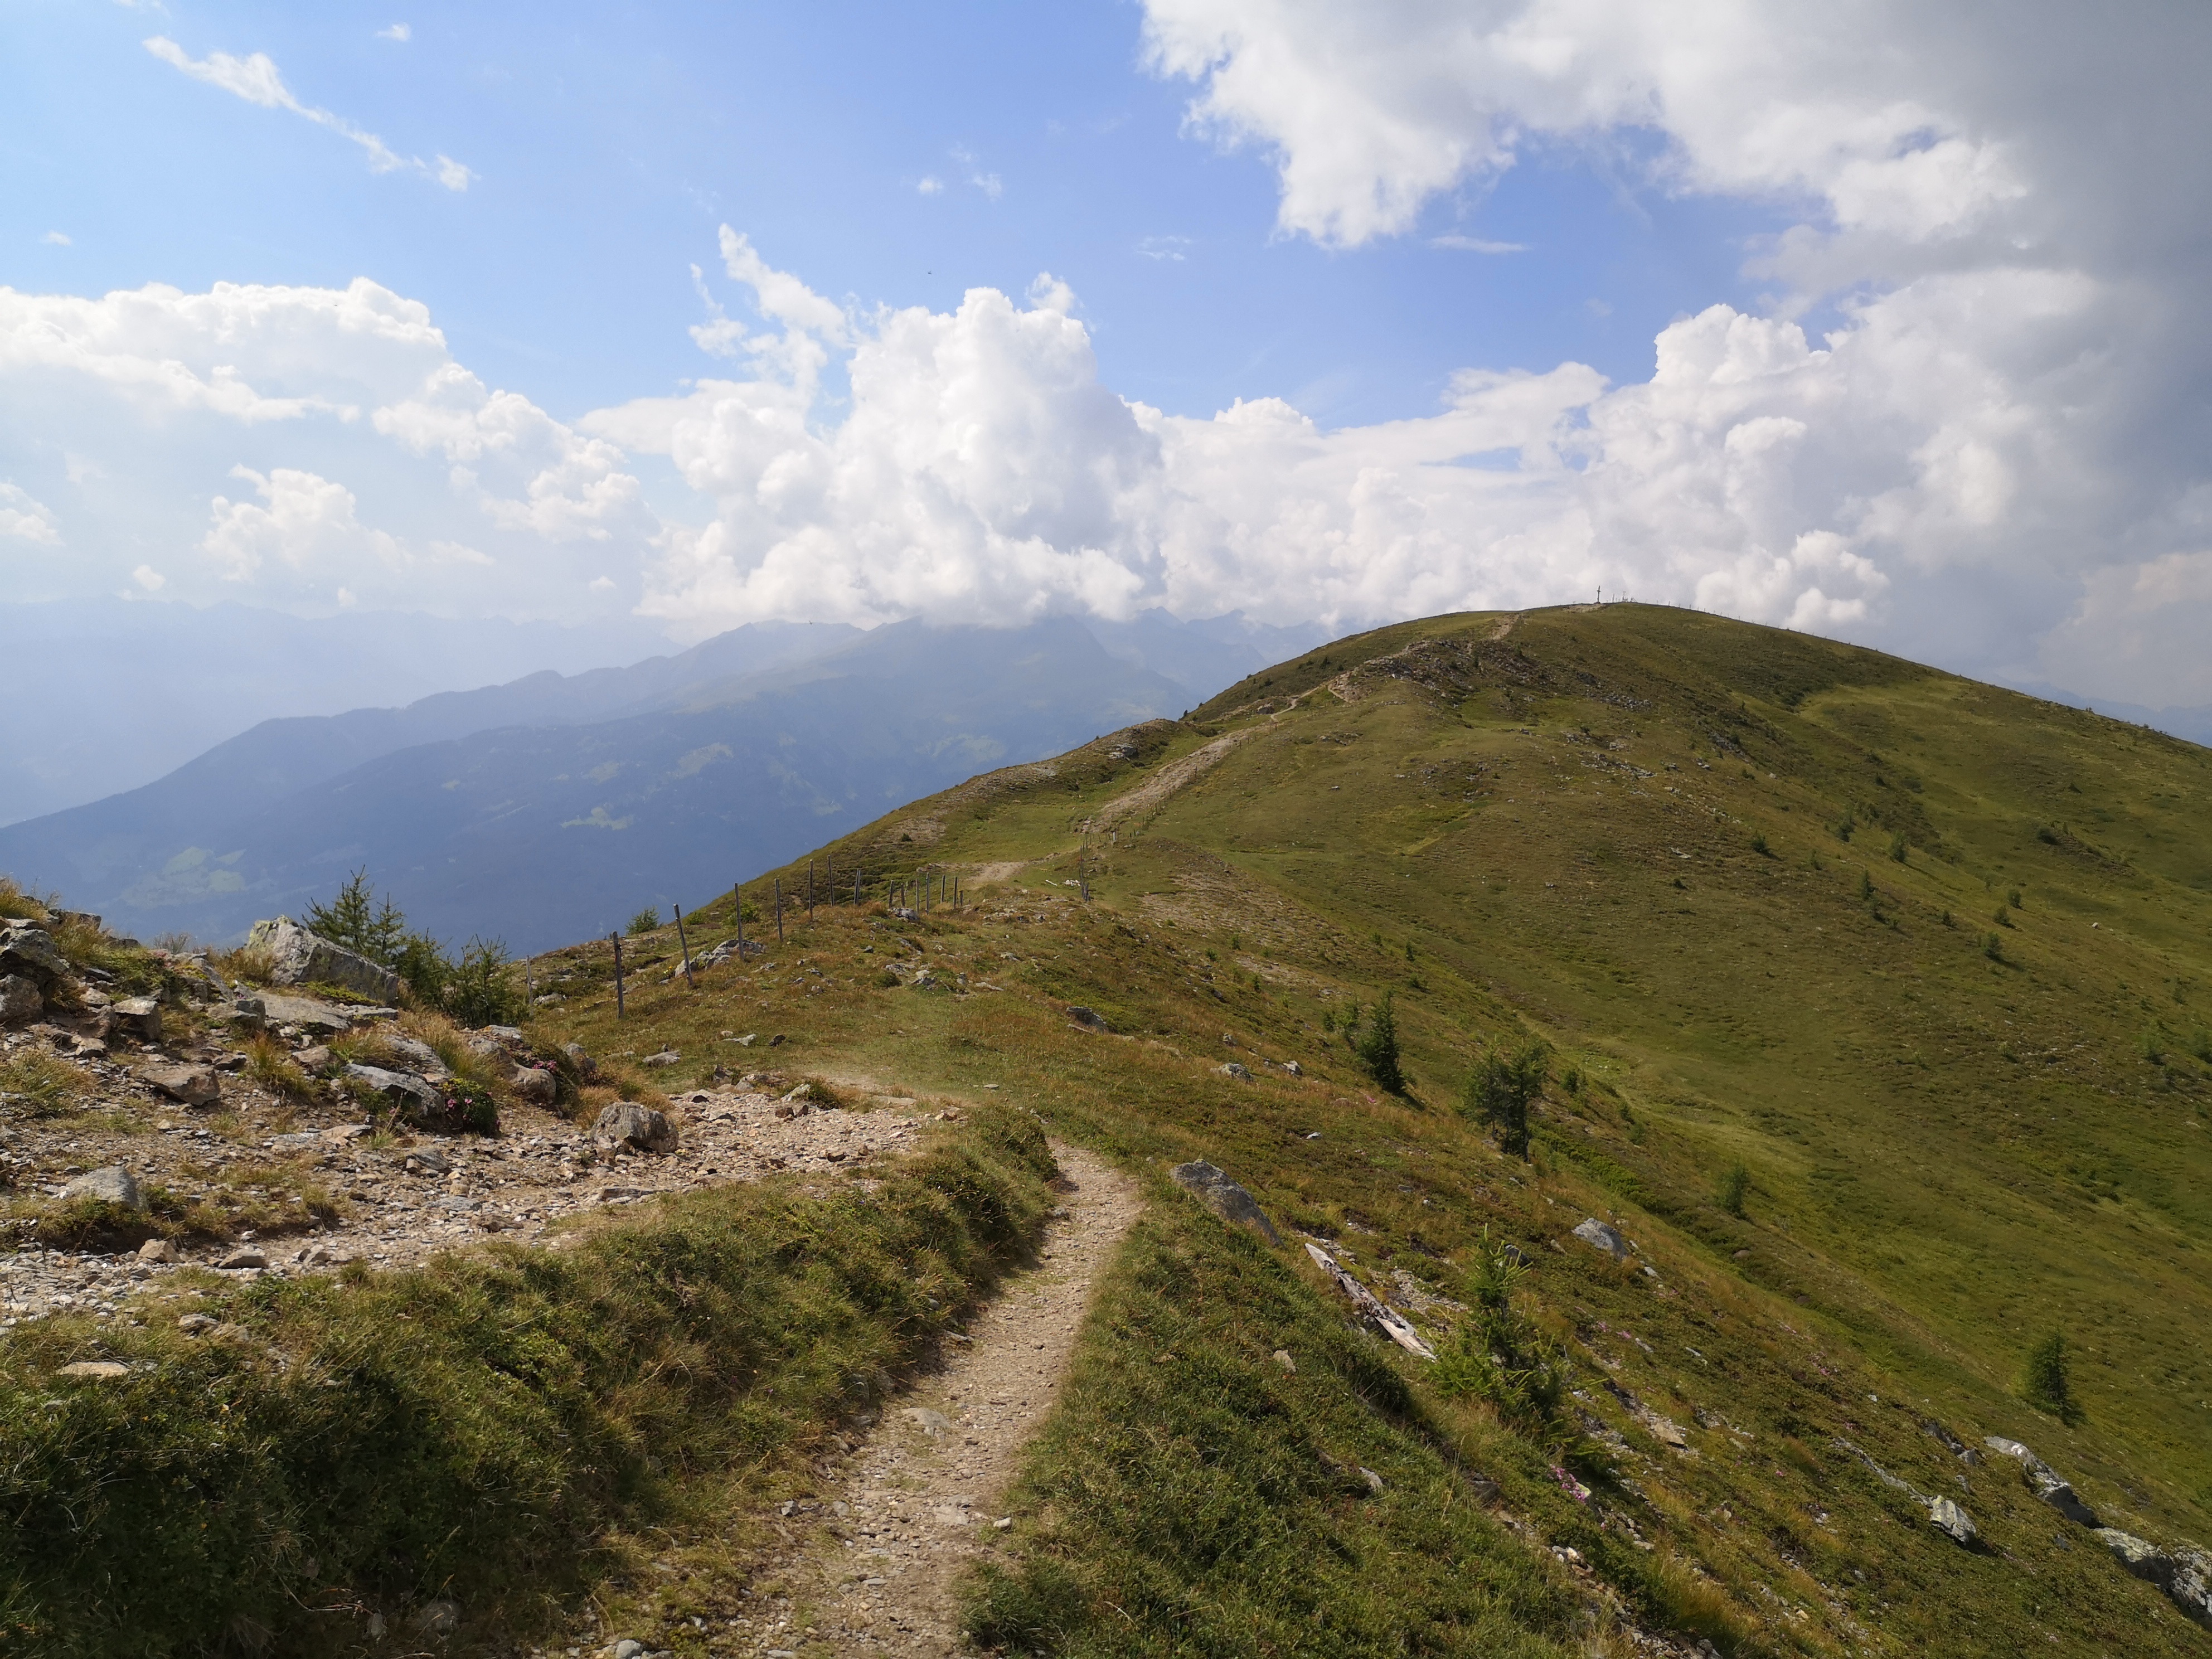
left=673, top=904, right=695, bottom=989
left=611, top=932, right=624, bottom=1018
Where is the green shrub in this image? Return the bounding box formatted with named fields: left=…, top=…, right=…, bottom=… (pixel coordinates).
left=400, top=1078, right=501, bottom=1136
left=1463, top=1041, right=1546, bottom=1159
left=2142, top=1028, right=2167, bottom=1066
left=1985, top=932, right=2006, bottom=962
left=1858, top=868, right=1875, bottom=901
left=1750, top=831, right=1770, bottom=856
left=1716, top=1162, right=1749, bottom=1217
left=441, top=939, right=525, bottom=1028
left=627, top=908, right=662, bottom=937
left=2007, top=887, right=2024, bottom=908
left=1889, top=834, right=1908, bottom=862
left=1352, top=992, right=1406, bottom=1094
left=303, top=869, right=409, bottom=966
left=1433, top=1232, right=1599, bottom=1473
left=2019, top=1330, right=2082, bottom=1424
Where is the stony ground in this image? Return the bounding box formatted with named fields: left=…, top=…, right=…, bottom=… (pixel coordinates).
left=1, top=1004, right=942, bottom=1328
left=737, top=1144, right=1142, bottom=1659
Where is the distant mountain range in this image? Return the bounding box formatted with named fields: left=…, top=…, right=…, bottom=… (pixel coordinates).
left=0, top=598, right=670, bottom=825
left=0, top=609, right=1325, bottom=953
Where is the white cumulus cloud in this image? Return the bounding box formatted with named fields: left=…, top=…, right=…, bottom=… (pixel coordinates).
left=0, top=483, right=62, bottom=545
left=1128, top=0, right=2212, bottom=704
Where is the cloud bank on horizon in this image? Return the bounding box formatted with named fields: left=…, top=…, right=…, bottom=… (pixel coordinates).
left=3, top=0, right=2208, bottom=711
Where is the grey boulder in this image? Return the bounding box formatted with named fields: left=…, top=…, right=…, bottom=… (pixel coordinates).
left=1572, top=1217, right=1631, bottom=1260
left=2095, top=1530, right=2212, bottom=1629
left=347, top=1063, right=442, bottom=1119
left=1066, top=1005, right=1108, bottom=1031
left=594, top=1102, right=677, bottom=1153
left=245, top=916, right=401, bottom=1002
left=510, top=1065, right=557, bottom=1105
left=1170, top=1160, right=1283, bottom=1245
left=1985, top=1435, right=2101, bottom=1527
left=64, top=1165, right=145, bottom=1211
left=0, top=974, right=41, bottom=1024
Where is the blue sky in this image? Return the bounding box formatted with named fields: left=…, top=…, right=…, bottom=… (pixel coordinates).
left=2, top=1, right=2208, bottom=716
left=4, top=1, right=1779, bottom=426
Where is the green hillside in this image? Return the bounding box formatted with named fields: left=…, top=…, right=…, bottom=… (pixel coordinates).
left=9, top=601, right=2211, bottom=1657
left=659, top=601, right=2212, bottom=1656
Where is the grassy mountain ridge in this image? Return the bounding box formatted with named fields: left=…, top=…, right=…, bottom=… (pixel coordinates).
left=11, top=601, right=2211, bottom=1656
left=667, top=600, right=2211, bottom=1652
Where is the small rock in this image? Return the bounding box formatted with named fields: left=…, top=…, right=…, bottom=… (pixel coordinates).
left=1985, top=1435, right=2101, bottom=1527
left=994, top=1516, right=1013, bottom=1530
left=640, top=1050, right=681, bottom=1068
left=900, top=1407, right=954, bottom=1438
left=178, top=1313, right=219, bottom=1333
left=0, top=925, right=69, bottom=983
left=1928, top=1496, right=1978, bottom=1546
left=0, top=973, right=43, bottom=1024
left=110, top=996, right=163, bottom=1041
left=1282, top=1060, right=1302, bottom=1077
left=1169, top=1160, right=1283, bottom=1245
left=561, top=1042, right=600, bottom=1079
left=593, top=1102, right=677, bottom=1153
left=64, top=1165, right=145, bottom=1211
left=613, top=1642, right=646, bottom=1659
left=1066, top=1005, right=1108, bottom=1031
left=404, top=1147, right=456, bottom=1177
left=259, top=995, right=353, bottom=1034
left=58, top=1361, right=129, bottom=1380
left=219, top=1247, right=268, bottom=1270
left=1218, top=1061, right=1252, bottom=1080
left=1571, top=1217, right=1631, bottom=1260
left=1358, top=1467, right=1385, bottom=1494
left=138, top=1238, right=175, bottom=1263
left=143, top=1062, right=221, bottom=1108
left=1273, top=1349, right=1296, bottom=1374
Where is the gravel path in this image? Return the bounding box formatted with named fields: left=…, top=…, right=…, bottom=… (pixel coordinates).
left=764, top=1144, right=1141, bottom=1657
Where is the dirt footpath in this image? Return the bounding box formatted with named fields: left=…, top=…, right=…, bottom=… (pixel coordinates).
left=764, top=1143, right=1141, bottom=1657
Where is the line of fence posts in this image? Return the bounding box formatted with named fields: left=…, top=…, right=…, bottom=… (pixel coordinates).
left=610, top=932, right=624, bottom=1018
left=672, top=903, right=695, bottom=989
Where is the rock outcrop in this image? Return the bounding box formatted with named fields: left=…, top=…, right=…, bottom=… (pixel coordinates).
left=245, top=916, right=402, bottom=1002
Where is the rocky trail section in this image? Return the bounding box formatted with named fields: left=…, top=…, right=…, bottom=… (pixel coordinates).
left=745, top=1144, right=1141, bottom=1658
left=3, top=908, right=947, bottom=1326
left=0, top=1081, right=939, bottom=1326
